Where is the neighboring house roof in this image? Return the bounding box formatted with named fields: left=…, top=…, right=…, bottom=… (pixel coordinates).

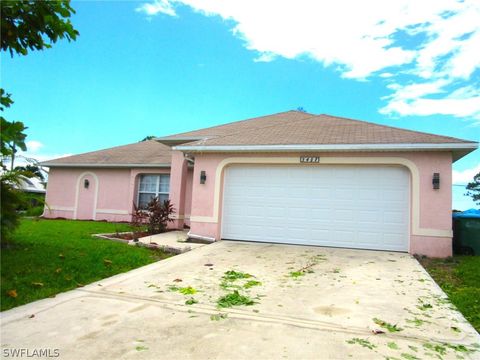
left=16, top=176, right=46, bottom=194
left=41, top=140, right=172, bottom=168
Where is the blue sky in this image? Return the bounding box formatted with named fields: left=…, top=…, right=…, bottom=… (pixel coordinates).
left=1, top=0, right=479, bottom=209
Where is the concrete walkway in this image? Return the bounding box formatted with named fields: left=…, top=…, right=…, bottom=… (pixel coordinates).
left=1, top=241, right=479, bottom=359
left=132, top=230, right=205, bottom=253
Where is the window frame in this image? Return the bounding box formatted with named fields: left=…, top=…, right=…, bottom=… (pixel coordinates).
left=137, top=174, right=170, bottom=209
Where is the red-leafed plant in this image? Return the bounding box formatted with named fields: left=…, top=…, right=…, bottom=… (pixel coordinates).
left=130, top=198, right=175, bottom=240
left=145, top=198, right=175, bottom=234
left=130, top=202, right=148, bottom=241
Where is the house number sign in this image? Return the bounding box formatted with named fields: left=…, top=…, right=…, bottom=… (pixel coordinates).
left=300, top=156, right=320, bottom=163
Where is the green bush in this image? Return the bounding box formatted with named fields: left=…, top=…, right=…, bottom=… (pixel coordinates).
left=24, top=205, right=44, bottom=217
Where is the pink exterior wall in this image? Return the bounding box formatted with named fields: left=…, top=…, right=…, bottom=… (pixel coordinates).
left=45, top=150, right=454, bottom=258
left=410, top=235, right=452, bottom=258
left=183, top=151, right=453, bottom=257
left=44, top=167, right=170, bottom=223
left=184, top=168, right=194, bottom=227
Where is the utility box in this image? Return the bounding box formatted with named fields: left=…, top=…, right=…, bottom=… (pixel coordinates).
left=452, top=209, right=480, bottom=256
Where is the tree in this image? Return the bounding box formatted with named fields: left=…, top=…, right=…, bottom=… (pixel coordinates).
left=1, top=170, right=28, bottom=243
left=141, top=135, right=156, bottom=142
left=1, top=0, right=79, bottom=242
left=1, top=0, right=79, bottom=168
left=1, top=99, right=27, bottom=170
left=1, top=1, right=78, bottom=56
left=465, top=172, right=480, bottom=206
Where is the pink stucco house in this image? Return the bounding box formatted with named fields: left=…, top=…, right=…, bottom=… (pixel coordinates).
left=42, top=111, right=478, bottom=257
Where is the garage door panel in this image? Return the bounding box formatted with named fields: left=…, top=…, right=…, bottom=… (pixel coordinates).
left=358, top=210, right=381, bottom=223
left=334, top=188, right=356, bottom=200
left=358, top=188, right=380, bottom=201
left=311, top=187, right=331, bottom=199
left=222, top=165, right=409, bottom=251
left=357, top=232, right=382, bottom=244
left=382, top=189, right=408, bottom=201
left=383, top=234, right=406, bottom=249
left=310, top=209, right=331, bottom=220
left=383, top=211, right=407, bottom=224
left=265, top=206, right=285, bottom=217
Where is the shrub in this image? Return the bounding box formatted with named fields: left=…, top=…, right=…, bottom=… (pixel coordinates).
left=1, top=171, right=27, bottom=244
left=24, top=205, right=44, bottom=217
left=145, top=198, right=175, bottom=234
left=130, top=202, right=148, bottom=240
left=130, top=197, right=175, bottom=238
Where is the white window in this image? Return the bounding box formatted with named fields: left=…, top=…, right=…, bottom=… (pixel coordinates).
left=137, top=174, right=170, bottom=209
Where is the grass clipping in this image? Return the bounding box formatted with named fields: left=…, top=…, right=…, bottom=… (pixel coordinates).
left=217, top=290, right=255, bottom=308
left=217, top=270, right=258, bottom=308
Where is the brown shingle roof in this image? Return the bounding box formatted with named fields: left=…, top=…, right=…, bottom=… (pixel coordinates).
left=157, top=110, right=315, bottom=141
left=43, top=111, right=477, bottom=167
left=42, top=140, right=171, bottom=167
left=176, top=113, right=474, bottom=147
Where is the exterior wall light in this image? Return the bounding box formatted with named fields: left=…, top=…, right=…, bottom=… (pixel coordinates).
left=84, top=179, right=90, bottom=189
left=432, top=173, right=440, bottom=190
left=200, top=171, right=207, bottom=184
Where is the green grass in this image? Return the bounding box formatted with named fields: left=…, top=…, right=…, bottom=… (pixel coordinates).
left=418, top=256, right=480, bottom=332
left=1, top=219, right=171, bottom=311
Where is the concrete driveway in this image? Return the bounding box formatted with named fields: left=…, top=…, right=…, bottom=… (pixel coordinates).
left=2, top=241, right=479, bottom=359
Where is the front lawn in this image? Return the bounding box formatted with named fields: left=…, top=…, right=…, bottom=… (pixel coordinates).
left=1, top=219, right=171, bottom=311
left=418, top=256, right=480, bottom=332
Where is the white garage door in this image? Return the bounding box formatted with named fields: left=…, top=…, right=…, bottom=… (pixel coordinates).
left=221, top=165, right=410, bottom=252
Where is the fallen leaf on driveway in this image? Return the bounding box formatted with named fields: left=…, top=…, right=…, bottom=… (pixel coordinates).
left=173, top=278, right=183, bottom=282
left=204, top=263, right=213, bottom=267
left=7, top=289, right=17, bottom=298
left=28, top=314, right=35, bottom=319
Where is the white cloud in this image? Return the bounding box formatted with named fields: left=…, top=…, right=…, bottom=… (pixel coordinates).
left=453, top=164, right=480, bottom=185
left=136, top=0, right=177, bottom=16
left=26, top=140, right=44, bottom=153
left=380, top=82, right=480, bottom=119
left=136, top=0, right=480, bottom=120
left=253, top=52, right=276, bottom=63
left=379, top=73, right=394, bottom=78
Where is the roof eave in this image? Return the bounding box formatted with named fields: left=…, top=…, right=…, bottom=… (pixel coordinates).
left=40, top=163, right=171, bottom=168
left=155, top=137, right=210, bottom=146
left=174, top=143, right=478, bottom=161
